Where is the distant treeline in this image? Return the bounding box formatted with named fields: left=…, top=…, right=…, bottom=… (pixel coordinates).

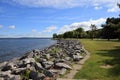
left=53, top=17, right=120, bottom=40
left=53, top=4, right=120, bottom=41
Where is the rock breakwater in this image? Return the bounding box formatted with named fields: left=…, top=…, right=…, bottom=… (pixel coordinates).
left=0, top=39, right=85, bottom=80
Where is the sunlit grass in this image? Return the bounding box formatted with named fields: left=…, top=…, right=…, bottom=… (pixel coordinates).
left=74, top=39, right=120, bottom=80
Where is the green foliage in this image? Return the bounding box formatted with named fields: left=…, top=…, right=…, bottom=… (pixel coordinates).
left=21, top=69, right=30, bottom=80
left=33, top=56, right=39, bottom=62
left=101, top=17, right=120, bottom=40
left=53, top=33, right=58, bottom=38
left=90, top=24, right=97, bottom=40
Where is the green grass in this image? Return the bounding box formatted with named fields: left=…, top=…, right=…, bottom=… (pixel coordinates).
left=74, top=39, right=120, bottom=80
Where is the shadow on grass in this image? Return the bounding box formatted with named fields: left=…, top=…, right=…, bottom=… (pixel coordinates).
left=93, top=39, right=120, bottom=42
left=97, top=46, right=120, bottom=76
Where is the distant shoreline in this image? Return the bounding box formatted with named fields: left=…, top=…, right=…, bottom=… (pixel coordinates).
left=0, top=37, right=52, bottom=39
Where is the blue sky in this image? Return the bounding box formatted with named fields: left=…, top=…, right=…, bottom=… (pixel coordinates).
left=0, top=0, right=119, bottom=38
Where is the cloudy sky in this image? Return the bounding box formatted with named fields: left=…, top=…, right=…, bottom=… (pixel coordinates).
left=0, top=0, right=119, bottom=38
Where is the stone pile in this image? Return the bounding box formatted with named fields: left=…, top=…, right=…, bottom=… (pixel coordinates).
left=0, top=39, right=85, bottom=80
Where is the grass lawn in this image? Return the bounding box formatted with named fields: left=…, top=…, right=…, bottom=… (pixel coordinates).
left=74, top=39, right=120, bottom=80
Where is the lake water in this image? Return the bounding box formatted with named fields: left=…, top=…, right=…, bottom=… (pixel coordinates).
left=0, top=38, right=56, bottom=62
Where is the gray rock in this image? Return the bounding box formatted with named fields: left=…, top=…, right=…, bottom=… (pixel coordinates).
left=44, top=70, right=54, bottom=77
left=0, top=70, right=14, bottom=79
left=11, top=68, right=26, bottom=75
left=59, top=68, right=67, bottom=75
left=75, top=50, right=81, bottom=53
left=46, top=54, right=51, bottom=60
left=42, top=61, right=54, bottom=69
left=30, top=70, right=45, bottom=80
left=75, top=45, right=81, bottom=50
left=55, top=63, right=72, bottom=69
left=73, top=55, right=83, bottom=61
left=33, top=49, right=40, bottom=53
left=17, top=61, right=26, bottom=68
left=27, top=51, right=35, bottom=58
left=35, top=62, right=43, bottom=71
left=10, top=75, right=21, bottom=80
left=0, top=78, right=4, bottom=80
left=49, top=69, right=59, bottom=74
left=38, top=58, right=47, bottom=63
left=0, top=62, right=7, bottom=68
left=1, top=62, right=16, bottom=71
left=23, top=58, right=35, bottom=64
left=65, top=57, right=71, bottom=61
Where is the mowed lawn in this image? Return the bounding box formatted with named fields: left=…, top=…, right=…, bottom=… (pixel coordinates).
left=74, top=39, right=120, bottom=80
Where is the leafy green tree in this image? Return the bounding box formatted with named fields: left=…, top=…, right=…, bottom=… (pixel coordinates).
left=53, top=33, right=58, bottom=38
left=116, top=29, right=120, bottom=40
left=57, top=34, right=63, bottom=39
left=75, top=27, right=84, bottom=38
left=101, top=17, right=120, bottom=40
left=90, top=24, right=97, bottom=40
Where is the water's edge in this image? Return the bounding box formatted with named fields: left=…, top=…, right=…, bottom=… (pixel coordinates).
left=0, top=39, right=85, bottom=80
left=0, top=38, right=57, bottom=62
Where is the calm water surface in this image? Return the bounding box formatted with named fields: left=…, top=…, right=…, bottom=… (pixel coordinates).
left=0, top=38, right=56, bottom=62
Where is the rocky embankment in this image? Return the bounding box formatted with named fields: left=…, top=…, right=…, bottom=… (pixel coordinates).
left=0, top=39, right=85, bottom=80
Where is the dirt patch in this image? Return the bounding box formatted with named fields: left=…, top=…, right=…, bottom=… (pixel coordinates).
left=100, top=64, right=113, bottom=69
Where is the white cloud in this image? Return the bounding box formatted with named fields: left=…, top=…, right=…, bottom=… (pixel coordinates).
left=0, top=25, right=3, bottom=28
left=5, top=0, right=119, bottom=12
left=8, top=25, right=16, bottom=29
left=94, top=6, right=102, bottom=10
left=58, top=18, right=106, bottom=33
left=11, top=0, right=82, bottom=9
left=44, top=25, right=57, bottom=32
left=107, top=4, right=120, bottom=12
left=32, top=29, right=37, bottom=32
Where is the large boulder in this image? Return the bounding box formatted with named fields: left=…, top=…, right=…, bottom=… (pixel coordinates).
left=65, top=57, right=71, bottom=61
left=45, top=54, right=51, bottom=60
left=10, top=75, right=21, bottom=80
left=73, top=55, right=83, bottom=61
left=23, top=58, right=35, bottom=65
left=55, top=63, right=72, bottom=70
left=33, top=49, right=40, bottom=54
left=0, top=70, right=13, bottom=79
left=75, top=45, right=81, bottom=50
left=11, top=68, right=26, bottom=75
left=59, top=68, right=67, bottom=75
left=35, top=62, right=44, bottom=71
left=42, top=61, right=54, bottom=69
left=44, top=70, right=54, bottom=77
left=29, top=70, right=45, bottom=80
left=1, top=62, right=16, bottom=71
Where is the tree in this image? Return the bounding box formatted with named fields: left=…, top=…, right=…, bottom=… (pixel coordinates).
left=53, top=33, right=58, bottom=38
left=101, top=17, right=120, bottom=40
left=90, top=24, right=97, bottom=40
left=116, top=29, right=120, bottom=40
left=74, top=27, right=84, bottom=38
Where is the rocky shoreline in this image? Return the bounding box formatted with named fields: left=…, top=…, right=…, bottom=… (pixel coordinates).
left=0, top=39, right=85, bottom=80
